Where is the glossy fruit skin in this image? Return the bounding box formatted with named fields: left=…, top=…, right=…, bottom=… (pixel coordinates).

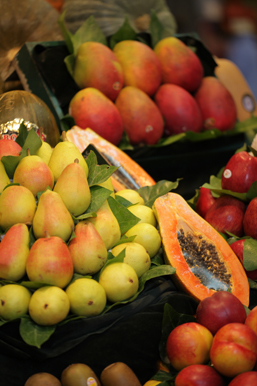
left=0, top=138, right=21, bottom=159
left=154, top=84, right=202, bottom=135
left=204, top=195, right=246, bottom=237
left=196, top=291, right=247, bottom=335
left=230, top=239, right=257, bottom=280
left=243, top=197, right=257, bottom=239
left=210, top=323, right=257, bottom=378
left=174, top=364, right=226, bottom=386
left=228, top=371, right=257, bottom=386
left=166, top=322, right=213, bottom=371
left=245, top=305, right=257, bottom=336
left=221, top=151, right=257, bottom=193
left=69, top=87, right=123, bottom=146
left=195, top=187, right=216, bottom=219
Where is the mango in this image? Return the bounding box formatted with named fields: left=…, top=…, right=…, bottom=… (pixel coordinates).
left=73, top=41, right=124, bottom=101
left=69, top=87, right=123, bottom=146
left=154, top=36, right=204, bottom=92
left=154, top=83, right=202, bottom=135
left=113, top=40, right=162, bottom=96
left=194, top=76, right=237, bottom=131
left=115, top=86, right=164, bottom=145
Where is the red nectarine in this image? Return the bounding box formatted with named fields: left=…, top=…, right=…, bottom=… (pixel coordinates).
left=174, top=364, right=226, bottom=386
left=228, top=371, right=257, bottom=386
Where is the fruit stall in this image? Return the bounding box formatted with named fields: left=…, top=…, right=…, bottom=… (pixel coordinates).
left=2, top=2, right=257, bottom=386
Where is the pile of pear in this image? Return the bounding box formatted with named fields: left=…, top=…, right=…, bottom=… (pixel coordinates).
left=0, top=135, right=161, bottom=327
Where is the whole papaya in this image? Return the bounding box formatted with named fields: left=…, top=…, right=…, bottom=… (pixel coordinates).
left=69, top=87, right=123, bottom=145
left=154, top=36, right=204, bottom=92
left=115, top=86, right=164, bottom=145
left=73, top=41, right=124, bottom=101
left=113, top=40, right=162, bottom=96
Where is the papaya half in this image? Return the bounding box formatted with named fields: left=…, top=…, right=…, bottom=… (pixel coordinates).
left=66, top=126, right=156, bottom=191
left=153, top=192, right=249, bottom=307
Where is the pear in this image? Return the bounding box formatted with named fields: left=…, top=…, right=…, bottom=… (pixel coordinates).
left=84, top=200, right=121, bottom=250
left=36, top=140, right=53, bottom=165
left=115, top=189, right=144, bottom=205
left=111, top=242, right=151, bottom=278
left=48, top=131, right=89, bottom=181
left=66, top=277, right=107, bottom=316
left=98, top=177, right=115, bottom=198
left=24, top=372, right=62, bottom=386
left=69, top=222, right=107, bottom=275
left=32, top=189, right=74, bottom=241
left=28, top=285, right=70, bottom=326
left=53, top=158, right=91, bottom=216
left=0, top=284, right=31, bottom=320
left=13, top=149, right=54, bottom=197
left=0, top=223, right=30, bottom=281
left=0, top=185, right=36, bottom=231
left=127, top=204, right=157, bottom=227
left=99, top=262, right=139, bottom=303
left=125, top=223, right=161, bottom=258
left=0, top=161, right=10, bottom=193
left=61, top=363, right=101, bottom=386
left=26, top=234, right=74, bottom=288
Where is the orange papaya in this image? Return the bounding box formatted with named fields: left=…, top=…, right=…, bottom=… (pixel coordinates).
left=66, top=126, right=156, bottom=191
left=153, top=192, right=249, bottom=307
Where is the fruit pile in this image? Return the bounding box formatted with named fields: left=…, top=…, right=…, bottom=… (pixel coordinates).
left=0, top=126, right=175, bottom=343
left=148, top=291, right=257, bottom=386
left=194, top=138, right=257, bottom=282
left=62, top=17, right=238, bottom=147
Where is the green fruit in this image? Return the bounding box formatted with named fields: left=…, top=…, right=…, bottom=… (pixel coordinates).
left=115, top=189, right=144, bottom=205
left=99, top=262, right=139, bottom=303
left=127, top=204, right=157, bottom=227
left=61, top=363, right=101, bottom=386
left=28, top=286, right=70, bottom=326
left=0, top=284, right=31, bottom=320
left=66, top=278, right=106, bottom=317
left=125, top=222, right=161, bottom=257
left=36, top=140, right=53, bottom=165
left=111, top=242, right=151, bottom=278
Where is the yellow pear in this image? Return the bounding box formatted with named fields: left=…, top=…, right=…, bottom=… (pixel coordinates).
left=66, top=277, right=107, bottom=316
left=83, top=200, right=121, bottom=250
left=36, top=140, right=53, bottom=165
left=98, top=177, right=115, bottom=198
left=127, top=204, right=157, bottom=227
left=48, top=131, right=88, bottom=181
left=28, top=286, right=70, bottom=326
left=115, top=189, right=145, bottom=205
left=125, top=222, right=161, bottom=258
left=0, top=185, right=36, bottom=231
left=0, top=161, right=10, bottom=193
left=53, top=159, right=91, bottom=216
left=0, top=284, right=31, bottom=320
left=0, top=223, right=30, bottom=281
left=32, top=190, right=74, bottom=241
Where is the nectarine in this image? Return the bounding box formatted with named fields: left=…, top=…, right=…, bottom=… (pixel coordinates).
left=174, top=364, right=226, bottom=386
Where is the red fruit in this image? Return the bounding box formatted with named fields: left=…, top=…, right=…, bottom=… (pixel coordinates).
left=195, top=187, right=216, bottom=219
left=175, top=364, right=226, bottom=386
left=68, top=87, right=123, bottom=146
left=243, top=197, right=257, bottom=239
left=154, top=84, right=202, bottom=135
left=228, top=371, right=257, bottom=386
left=205, top=195, right=246, bottom=237
left=245, top=306, right=257, bottom=336
left=230, top=239, right=257, bottom=280
left=115, top=86, right=164, bottom=145
left=194, top=76, right=237, bottom=132
left=0, top=138, right=22, bottom=159
left=196, top=291, right=247, bottom=335
left=221, top=151, right=257, bottom=193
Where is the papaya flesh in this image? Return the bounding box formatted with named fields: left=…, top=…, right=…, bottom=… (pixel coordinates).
left=66, top=126, right=156, bottom=191
left=153, top=193, right=249, bottom=306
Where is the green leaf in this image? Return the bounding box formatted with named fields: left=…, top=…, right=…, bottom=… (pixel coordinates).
left=60, top=114, right=76, bottom=132
left=114, top=194, right=134, bottom=208
left=138, top=180, right=180, bottom=208
left=244, top=238, right=257, bottom=271
left=19, top=316, right=56, bottom=348
left=86, top=150, right=118, bottom=187
left=107, top=196, right=140, bottom=235
left=139, top=265, right=175, bottom=291
left=109, top=17, right=137, bottom=49
left=202, top=183, right=248, bottom=202
left=85, top=186, right=112, bottom=214
left=246, top=181, right=257, bottom=200
left=58, top=9, right=74, bottom=54
left=150, top=10, right=171, bottom=48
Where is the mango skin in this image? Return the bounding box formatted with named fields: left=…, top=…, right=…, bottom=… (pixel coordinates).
left=113, top=40, right=162, bottom=96
left=115, top=86, right=164, bottom=145
left=69, top=87, right=123, bottom=146
left=154, top=36, right=204, bottom=92
left=73, top=41, right=124, bottom=101
left=155, top=83, right=202, bottom=135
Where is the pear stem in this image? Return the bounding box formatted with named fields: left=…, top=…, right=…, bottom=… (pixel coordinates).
left=26, top=148, right=30, bottom=156
left=62, top=131, right=68, bottom=142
